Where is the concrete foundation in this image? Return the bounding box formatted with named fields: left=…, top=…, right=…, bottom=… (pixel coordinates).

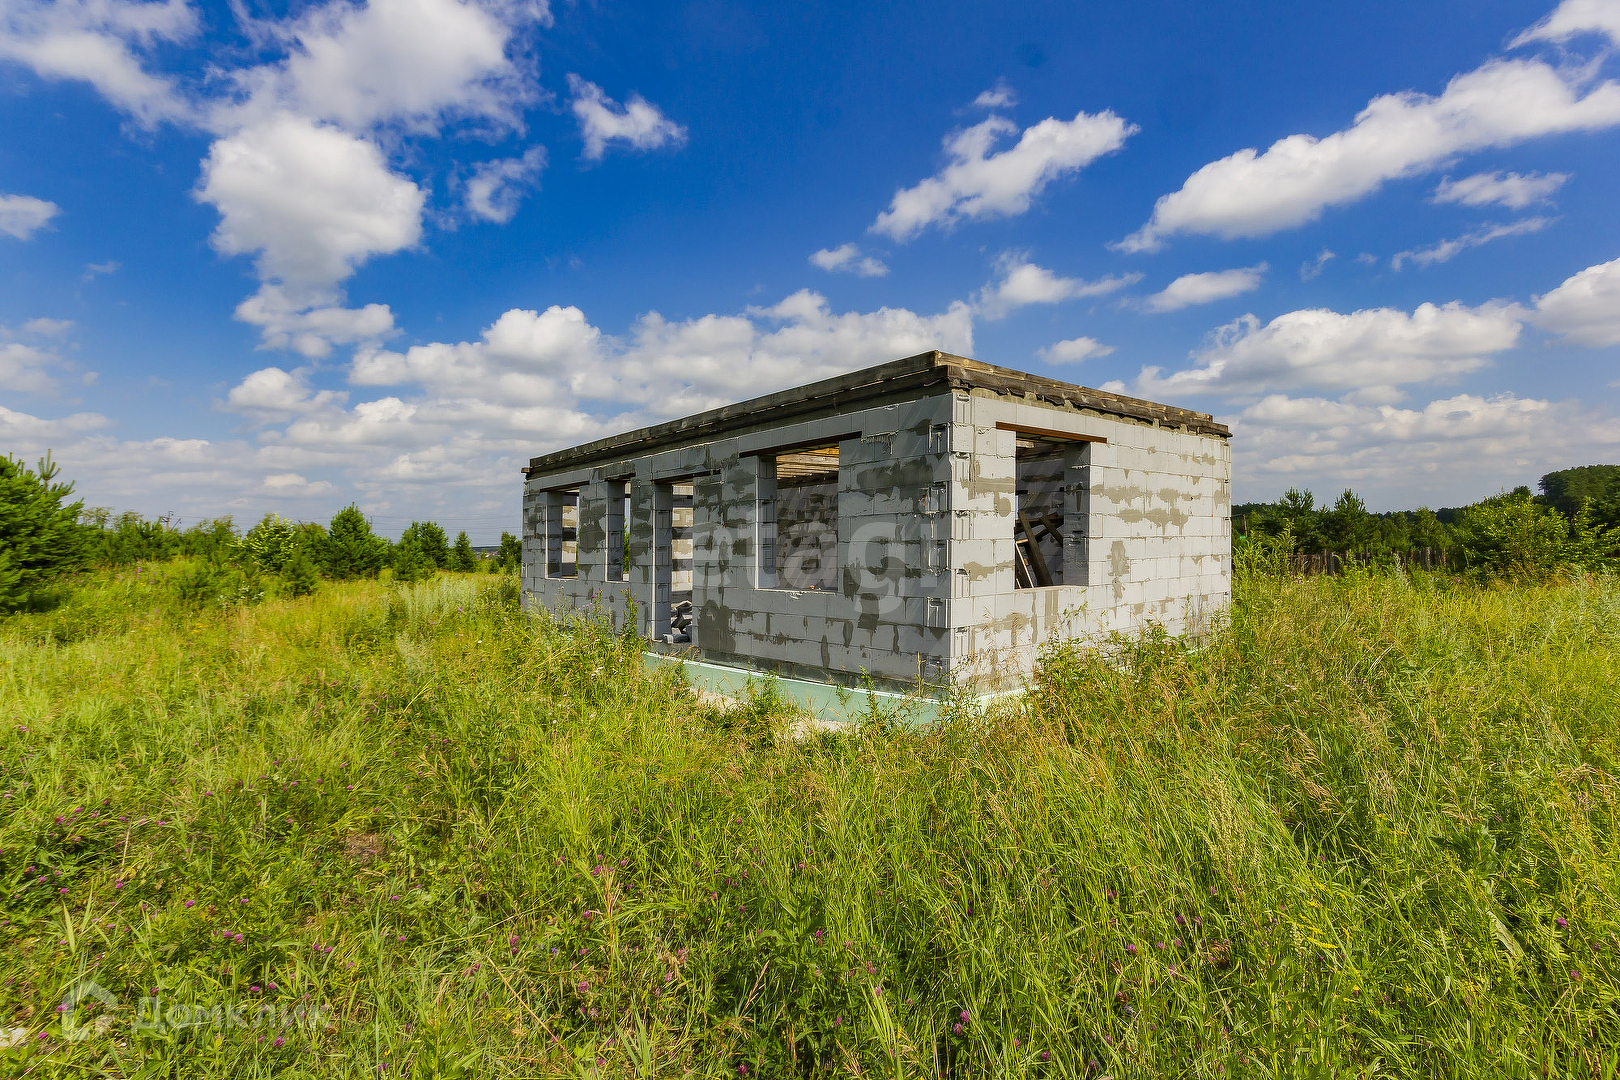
left=522, top=352, right=1231, bottom=694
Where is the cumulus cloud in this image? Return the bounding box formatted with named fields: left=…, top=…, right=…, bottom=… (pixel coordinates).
left=566, top=74, right=686, bottom=160
left=1037, top=336, right=1114, bottom=364
left=0, top=342, right=68, bottom=394
left=1531, top=253, right=1620, bottom=345
left=1300, top=249, right=1335, bottom=281
left=216, top=290, right=975, bottom=505
left=1511, top=0, right=1620, bottom=48
left=0, top=0, right=198, bottom=126
left=809, top=243, right=888, bottom=277
left=1433, top=170, right=1568, bottom=209
left=872, top=110, right=1137, bottom=241
left=972, top=80, right=1017, bottom=109
left=233, top=288, right=397, bottom=359
left=1139, top=264, right=1266, bottom=313
left=0, top=0, right=550, bottom=358
left=217, top=0, right=543, bottom=134
left=1233, top=390, right=1620, bottom=508
left=197, top=115, right=425, bottom=305
left=973, top=253, right=1140, bottom=319
left=464, top=146, right=546, bottom=223
left=1119, top=36, right=1620, bottom=251
left=1137, top=300, right=1522, bottom=400
left=21, top=317, right=73, bottom=335
left=224, top=364, right=350, bottom=420
left=0, top=192, right=59, bottom=239
left=1391, top=216, right=1553, bottom=270
left=262, top=472, right=334, bottom=495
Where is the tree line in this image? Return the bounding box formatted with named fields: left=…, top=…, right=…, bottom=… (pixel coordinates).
left=0, top=452, right=522, bottom=611
left=1236, top=464, right=1620, bottom=579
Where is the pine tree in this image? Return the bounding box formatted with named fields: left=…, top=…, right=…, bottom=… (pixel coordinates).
left=497, top=531, right=522, bottom=572
left=392, top=536, right=432, bottom=584
left=400, top=521, right=451, bottom=569
left=450, top=531, right=478, bottom=572
left=0, top=452, right=91, bottom=610
left=319, top=505, right=387, bottom=579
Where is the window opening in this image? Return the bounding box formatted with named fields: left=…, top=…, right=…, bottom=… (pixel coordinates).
left=545, top=488, right=579, bottom=578
left=759, top=444, right=839, bottom=590
left=1013, top=436, right=1068, bottom=588
left=653, top=481, right=695, bottom=642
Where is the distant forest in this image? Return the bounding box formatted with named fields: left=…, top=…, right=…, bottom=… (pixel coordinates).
left=1234, top=464, right=1620, bottom=558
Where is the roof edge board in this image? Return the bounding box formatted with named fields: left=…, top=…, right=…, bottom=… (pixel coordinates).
left=526, top=351, right=1228, bottom=476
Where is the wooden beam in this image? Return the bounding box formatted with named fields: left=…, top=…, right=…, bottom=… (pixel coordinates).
left=995, top=421, right=1107, bottom=444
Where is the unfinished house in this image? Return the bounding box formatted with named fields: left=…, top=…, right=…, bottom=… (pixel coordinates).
left=521, top=352, right=1231, bottom=694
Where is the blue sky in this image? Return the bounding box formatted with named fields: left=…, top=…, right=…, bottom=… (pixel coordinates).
left=2, top=0, right=1618, bottom=541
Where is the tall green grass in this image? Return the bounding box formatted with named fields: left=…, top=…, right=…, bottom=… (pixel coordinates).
left=1, top=564, right=1616, bottom=1077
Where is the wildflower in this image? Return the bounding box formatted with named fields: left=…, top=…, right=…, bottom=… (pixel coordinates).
left=274, top=1037, right=284, bottom=1048
left=1175, top=914, right=1186, bottom=926
left=1556, top=917, right=1569, bottom=930
left=960, top=1010, right=969, bottom=1022
left=738, top=1067, right=748, bottom=1075
left=953, top=1023, right=963, bottom=1035
left=1125, top=944, right=1137, bottom=955
left=185, top=900, right=195, bottom=908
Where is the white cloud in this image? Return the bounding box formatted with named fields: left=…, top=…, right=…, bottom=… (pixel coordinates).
left=0, top=0, right=548, bottom=358
left=1037, top=336, right=1114, bottom=364
left=0, top=192, right=59, bottom=239
left=872, top=110, right=1137, bottom=241
left=464, top=146, right=546, bottom=223
left=972, top=80, right=1017, bottom=109
left=1391, top=216, right=1553, bottom=270
left=218, top=0, right=544, bottom=134
left=566, top=74, right=686, bottom=160
left=262, top=472, right=334, bottom=495
left=1232, top=390, right=1620, bottom=508
left=973, top=252, right=1140, bottom=319
left=224, top=365, right=349, bottom=420
left=1300, top=249, right=1335, bottom=281
left=217, top=291, right=974, bottom=510
left=1138, top=300, right=1522, bottom=400
left=1432, top=170, right=1568, bottom=209
left=1140, top=264, right=1266, bottom=313
left=1531, top=253, right=1620, bottom=346
left=21, top=317, right=74, bottom=335
left=196, top=114, right=425, bottom=306
left=1119, top=49, right=1620, bottom=251
left=234, top=288, right=397, bottom=359
left=1511, top=0, right=1620, bottom=48
left=82, top=260, right=119, bottom=281
left=810, top=243, right=888, bottom=277
left=0, top=0, right=197, bottom=126
left=0, top=342, right=67, bottom=393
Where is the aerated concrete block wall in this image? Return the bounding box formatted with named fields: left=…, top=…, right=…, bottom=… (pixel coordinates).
left=945, top=389, right=1231, bottom=689
left=522, top=383, right=1230, bottom=694
left=523, top=393, right=960, bottom=687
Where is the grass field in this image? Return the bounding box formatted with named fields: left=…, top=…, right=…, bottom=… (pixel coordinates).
left=1, top=564, right=1617, bottom=1078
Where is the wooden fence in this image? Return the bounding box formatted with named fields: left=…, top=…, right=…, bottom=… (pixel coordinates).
left=1287, top=548, right=1448, bottom=576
